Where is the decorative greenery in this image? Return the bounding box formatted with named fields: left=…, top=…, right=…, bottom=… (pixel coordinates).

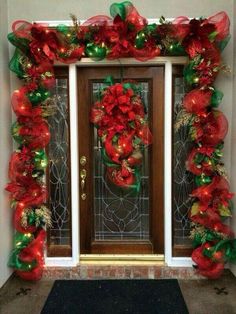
left=6, top=1, right=235, bottom=280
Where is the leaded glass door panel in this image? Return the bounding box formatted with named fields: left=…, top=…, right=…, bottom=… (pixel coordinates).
left=78, top=67, right=164, bottom=254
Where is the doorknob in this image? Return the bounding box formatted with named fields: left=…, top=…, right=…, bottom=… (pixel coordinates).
left=80, top=169, right=87, bottom=200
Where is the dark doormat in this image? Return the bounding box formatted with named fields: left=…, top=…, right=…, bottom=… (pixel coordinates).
left=41, top=279, right=188, bottom=314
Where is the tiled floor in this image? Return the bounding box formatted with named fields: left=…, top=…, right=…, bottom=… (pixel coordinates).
left=0, top=270, right=236, bottom=314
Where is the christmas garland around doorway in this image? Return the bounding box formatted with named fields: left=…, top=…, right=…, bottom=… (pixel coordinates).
left=6, top=1, right=236, bottom=280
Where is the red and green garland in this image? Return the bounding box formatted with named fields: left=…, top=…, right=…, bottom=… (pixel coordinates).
left=6, top=1, right=236, bottom=280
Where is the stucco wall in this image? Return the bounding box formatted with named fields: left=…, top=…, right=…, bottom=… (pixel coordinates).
left=0, top=0, right=13, bottom=288
left=230, top=0, right=236, bottom=277
left=0, top=0, right=234, bottom=286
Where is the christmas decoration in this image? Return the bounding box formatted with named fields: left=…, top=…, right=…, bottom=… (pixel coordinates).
left=90, top=78, right=152, bottom=191
left=6, top=1, right=235, bottom=280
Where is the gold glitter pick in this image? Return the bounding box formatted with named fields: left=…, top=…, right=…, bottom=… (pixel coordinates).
left=70, top=13, right=80, bottom=32
left=41, top=96, right=58, bottom=117
left=20, top=206, right=52, bottom=229
left=174, top=108, right=194, bottom=132
left=220, top=64, right=231, bottom=74
left=215, top=164, right=228, bottom=179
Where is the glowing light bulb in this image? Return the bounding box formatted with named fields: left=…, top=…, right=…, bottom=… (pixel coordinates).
left=18, top=202, right=25, bottom=208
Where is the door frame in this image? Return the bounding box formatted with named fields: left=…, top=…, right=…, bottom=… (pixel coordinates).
left=78, top=66, right=164, bottom=255
left=45, top=57, right=193, bottom=268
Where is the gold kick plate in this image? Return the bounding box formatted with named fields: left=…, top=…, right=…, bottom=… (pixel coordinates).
left=80, top=254, right=165, bottom=265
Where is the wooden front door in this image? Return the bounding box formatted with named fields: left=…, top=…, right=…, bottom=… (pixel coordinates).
left=78, top=66, right=164, bottom=254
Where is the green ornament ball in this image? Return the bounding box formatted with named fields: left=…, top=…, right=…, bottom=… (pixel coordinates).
left=27, top=88, right=51, bottom=105
left=33, top=149, right=48, bottom=169
left=195, top=175, right=212, bottom=186
left=85, top=44, right=107, bottom=61
left=167, top=42, right=185, bottom=56
left=135, top=32, right=146, bottom=49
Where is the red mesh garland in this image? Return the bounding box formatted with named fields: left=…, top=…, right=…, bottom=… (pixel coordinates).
left=16, top=229, right=46, bottom=281
left=192, top=245, right=225, bottom=279
left=192, top=110, right=228, bottom=145
left=183, top=89, right=212, bottom=114
left=186, top=146, right=215, bottom=176
left=6, top=4, right=234, bottom=280
left=205, top=11, right=230, bottom=40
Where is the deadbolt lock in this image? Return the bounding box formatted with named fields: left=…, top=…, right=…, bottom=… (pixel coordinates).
left=81, top=193, right=87, bottom=200
left=80, top=156, right=87, bottom=166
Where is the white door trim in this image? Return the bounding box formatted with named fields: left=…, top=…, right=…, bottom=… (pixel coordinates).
left=45, top=57, right=192, bottom=267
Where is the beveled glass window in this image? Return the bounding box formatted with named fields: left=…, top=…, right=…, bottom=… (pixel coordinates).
left=47, top=67, right=72, bottom=257
left=92, top=82, right=150, bottom=241
left=172, top=65, right=195, bottom=256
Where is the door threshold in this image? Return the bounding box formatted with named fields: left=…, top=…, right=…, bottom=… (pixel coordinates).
left=80, top=254, right=165, bottom=265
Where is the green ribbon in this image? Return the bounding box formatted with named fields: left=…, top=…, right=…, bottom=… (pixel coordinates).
left=135, top=24, right=157, bottom=49
left=193, top=229, right=222, bottom=248
left=123, top=81, right=141, bottom=94
left=102, top=148, right=120, bottom=168
left=211, top=89, right=224, bottom=108
left=110, top=1, right=133, bottom=20
left=7, top=33, right=30, bottom=54
left=9, top=49, right=25, bottom=79
left=11, top=121, right=23, bottom=144
left=201, top=238, right=236, bottom=262
left=8, top=232, right=37, bottom=271
left=213, top=239, right=236, bottom=262
left=8, top=250, right=37, bottom=271
left=56, top=24, right=70, bottom=34
left=56, top=24, right=78, bottom=44
left=132, top=167, right=141, bottom=194
left=217, top=34, right=231, bottom=52
left=104, top=75, right=114, bottom=86
left=101, top=149, right=141, bottom=194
